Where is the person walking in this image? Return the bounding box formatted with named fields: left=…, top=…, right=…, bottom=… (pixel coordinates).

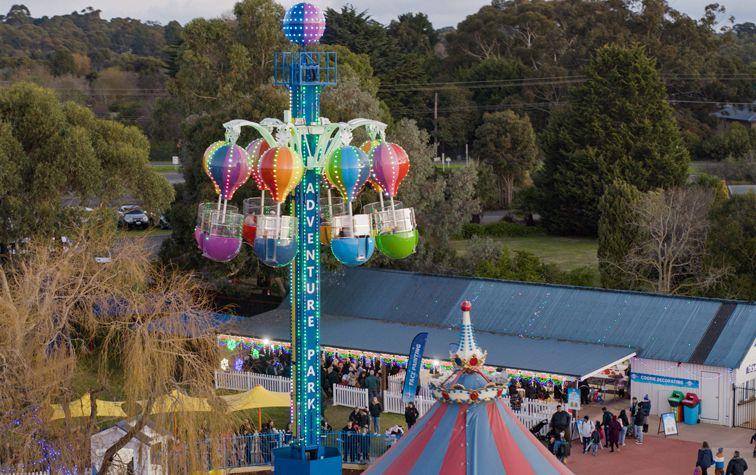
left=404, top=402, right=419, bottom=430
left=697, top=441, right=714, bottom=475
left=608, top=415, right=621, bottom=452
left=579, top=415, right=594, bottom=454
left=726, top=450, right=748, bottom=475
left=618, top=409, right=629, bottom=446
left=715, top=448, right=726, bottom=475
left=589, top=423, right=602, bottom=456
left=365, top=370, right=380, bottom=401
left=634, top=404, right=645, bottom=444
left=601, top=407, right=613, bottom=448
left=369, top=396, right=383, bottom=434
left=751, top=433, right=756, bottom=458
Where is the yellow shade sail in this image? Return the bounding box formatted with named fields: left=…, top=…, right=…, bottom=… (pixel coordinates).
left=50, top=393, right=127, bottom=420
left=150, top=389, right=213, bottom=414
left=220, top=385, right=290, bottom=412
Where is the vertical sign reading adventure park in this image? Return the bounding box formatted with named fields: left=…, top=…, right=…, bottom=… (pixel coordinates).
left=291, top=80, right=323, bottom=446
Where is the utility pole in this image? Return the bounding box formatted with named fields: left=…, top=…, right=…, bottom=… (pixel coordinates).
left=434, top=91, right=438, bottom=160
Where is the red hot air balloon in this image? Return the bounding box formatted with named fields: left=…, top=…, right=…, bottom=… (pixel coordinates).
left=370, top=142, right=409, bottom=197
left=245, top=139, right=271, bottom=191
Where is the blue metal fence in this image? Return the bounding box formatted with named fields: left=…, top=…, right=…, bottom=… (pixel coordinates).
left=210, top=431, right=396, bottom=469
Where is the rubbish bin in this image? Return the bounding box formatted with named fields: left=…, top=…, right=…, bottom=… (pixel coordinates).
left=682, top=392, right=700, bottom=425
left=668, top=390, right=685, bottom=421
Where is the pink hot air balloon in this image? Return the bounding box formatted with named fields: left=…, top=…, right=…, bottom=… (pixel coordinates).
left=370, top=142, right=409, bottom=198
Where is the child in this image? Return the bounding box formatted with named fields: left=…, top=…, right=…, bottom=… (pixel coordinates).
left=714, top=448, right=725, bottom=475
left=589, top=424, right=601, bottom=456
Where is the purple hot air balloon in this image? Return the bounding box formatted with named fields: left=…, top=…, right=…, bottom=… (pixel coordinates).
left=203, top=141, right=253, bottom=201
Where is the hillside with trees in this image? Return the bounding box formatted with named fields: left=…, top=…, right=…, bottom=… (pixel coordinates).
left=0, top=0, right=753, bottom=299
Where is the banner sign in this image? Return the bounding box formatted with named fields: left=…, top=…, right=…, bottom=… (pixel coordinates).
left=567, top=388, right=581, bottom=411
left=402, top=332, right=429, bottom=403
left=630, top=372, right=699, bottom=389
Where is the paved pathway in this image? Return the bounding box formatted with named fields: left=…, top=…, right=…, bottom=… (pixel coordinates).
left=569, top=398, right=754, bottom=474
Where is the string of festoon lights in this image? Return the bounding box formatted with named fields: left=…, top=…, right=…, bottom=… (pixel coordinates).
left=216, top=334, right=569, bottom=385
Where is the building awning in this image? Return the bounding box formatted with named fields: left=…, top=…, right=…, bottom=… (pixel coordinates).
left=223, top=310, right=636, bottom=380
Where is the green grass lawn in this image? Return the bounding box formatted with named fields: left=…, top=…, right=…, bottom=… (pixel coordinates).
left=451, top=235, right=598, bottom=272
left=150, top=164, right=180, bottom=173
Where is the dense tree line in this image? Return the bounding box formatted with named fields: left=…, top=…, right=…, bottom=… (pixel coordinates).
left=0, top=1, right=752, bottom=298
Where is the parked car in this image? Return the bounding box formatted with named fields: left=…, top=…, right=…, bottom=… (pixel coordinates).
left=157, top=214, right=171, bottom=230
left=120, top=208, right=149, bottom=229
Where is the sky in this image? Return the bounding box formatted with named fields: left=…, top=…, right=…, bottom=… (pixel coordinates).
left=15, top=0, right=756, bottom=28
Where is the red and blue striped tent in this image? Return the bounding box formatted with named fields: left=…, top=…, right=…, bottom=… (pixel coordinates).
left=364, top=397, right=572, bottom=475
left=365, top=300, right=573, bottom=475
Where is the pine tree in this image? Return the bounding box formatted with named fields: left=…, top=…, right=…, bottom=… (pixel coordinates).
left=536, top=45, right=689, bottom=236
left=597, top=179, right=641, bottom=289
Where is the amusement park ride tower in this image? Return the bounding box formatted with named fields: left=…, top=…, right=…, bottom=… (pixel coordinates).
left=195, top=3, right=418, bottom=473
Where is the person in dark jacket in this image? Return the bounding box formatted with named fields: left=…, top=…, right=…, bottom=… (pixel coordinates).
left=697, top=441, right=714, bottom=474
left=601, top=407, right=614, bottom=447
left=608, top=415, right=622, bottom=452
left=550, top=405, right=571, bottom=435
left=634, top=407, right=645, bottom=444
left=640, top=395, right=652, bottom=432
left=726, top=450, right=748, bottom=475
left=618, top=409, right=630, bottom=446
left=405, top=403, right=419, bottom=429
left=348, top=407, right=361, bottom=427
left=369, top=396, right=383, bottom=433
left=357, top=407, right=370, bottom=429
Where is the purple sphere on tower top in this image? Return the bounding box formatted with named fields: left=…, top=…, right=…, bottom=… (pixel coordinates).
left=283, top=3, right=326, bottom=46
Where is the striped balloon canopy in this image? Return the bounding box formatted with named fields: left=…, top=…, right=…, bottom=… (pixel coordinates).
left=370, top=142, right=409, bottom=198
left=359, top=140, right=383, bottom=192
left=203, top=141, right=253, bottom=200
left=324, top=146, right=371, bottom=202
left=258, top=146, right=304, bottom=203
left=245, top=139, right=272, bottom=191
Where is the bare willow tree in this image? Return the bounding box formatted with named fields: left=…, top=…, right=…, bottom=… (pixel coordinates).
left=0, top=214, right=234, bottom=473
left=618, top=187, right=724, bottom=294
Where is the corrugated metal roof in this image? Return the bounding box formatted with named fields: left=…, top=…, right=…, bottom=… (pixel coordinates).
left=310, top=268, right=755, bottom=368
left=706, top=305, right=756, bottom=367
left=228, top=309, right=635, bottom=378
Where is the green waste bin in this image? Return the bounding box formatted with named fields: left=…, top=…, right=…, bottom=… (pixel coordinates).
left=668, top=390, right=685, bottom=421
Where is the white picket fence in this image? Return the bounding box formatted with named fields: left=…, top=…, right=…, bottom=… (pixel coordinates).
left=333, top=384, right=369, bottom=408
left=383, top=391, right=435, bottom=417
left=214, top=370, right=291, bottom=393
left=387, top=377, right=433, bottom=399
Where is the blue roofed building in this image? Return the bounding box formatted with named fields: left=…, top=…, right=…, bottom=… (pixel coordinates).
left=224, top=268, right=756, bottom=428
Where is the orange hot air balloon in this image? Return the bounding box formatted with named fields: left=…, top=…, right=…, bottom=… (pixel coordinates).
left=258, top=146, right=304, bottom=203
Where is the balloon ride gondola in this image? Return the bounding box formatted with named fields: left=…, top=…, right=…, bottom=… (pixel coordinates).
left=252, top=146, right=304, bottom=267
left=201, top=141, right=251, bottom=262
left=324, top=145, right=374, bottom=267
left=319, top=195, right=344, bottom=246
left=366, top=142, right=418, bottom=259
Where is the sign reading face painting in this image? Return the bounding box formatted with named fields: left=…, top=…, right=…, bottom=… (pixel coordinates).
left=630, top=372, right=699, bottom=389
left=402, top=333, right=428, bottom=403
